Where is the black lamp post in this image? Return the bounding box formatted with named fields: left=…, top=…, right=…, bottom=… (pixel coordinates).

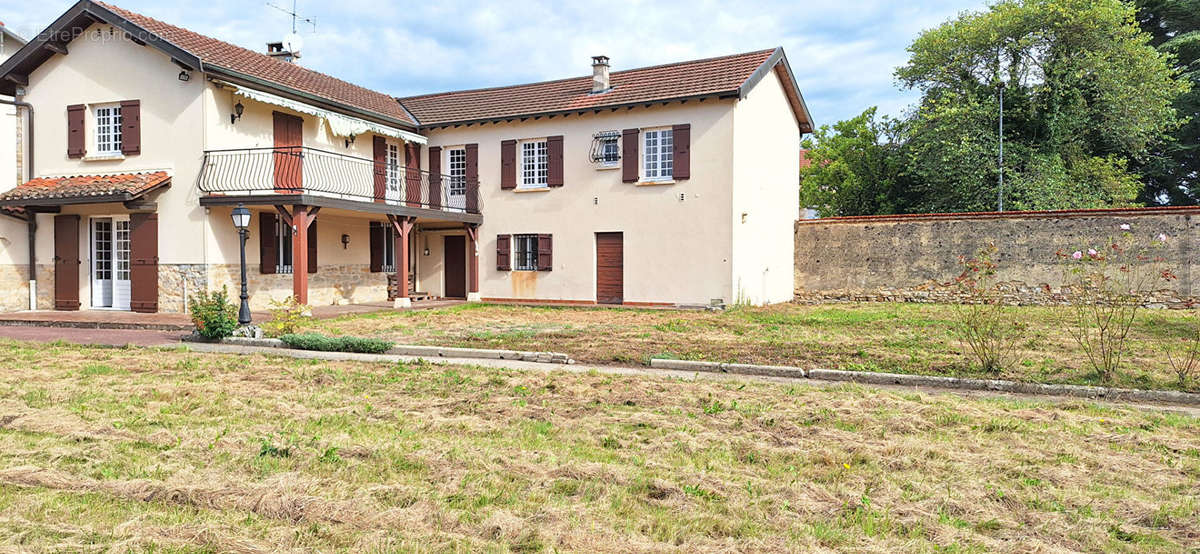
left=231, top=204, right=252, bottom=325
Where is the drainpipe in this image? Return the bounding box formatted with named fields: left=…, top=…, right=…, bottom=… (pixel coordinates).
left=0, top=96, right=35, bottom=309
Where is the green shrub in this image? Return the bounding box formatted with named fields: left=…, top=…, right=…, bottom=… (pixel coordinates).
left=262, top=296, right=311, bottom=338
left=279, top=333, right=394, bottom=354
left=188, top=287, right=238, bottom=340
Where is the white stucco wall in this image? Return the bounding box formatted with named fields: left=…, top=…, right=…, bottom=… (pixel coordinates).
left=730, top=69, right=801, bottom=305
left=423, top=99, right=737, bottom=305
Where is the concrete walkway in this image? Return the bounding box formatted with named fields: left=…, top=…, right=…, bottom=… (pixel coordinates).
left=183, top=342, right=1200, bottom=417
left=0, top=325, right=183, bottom=346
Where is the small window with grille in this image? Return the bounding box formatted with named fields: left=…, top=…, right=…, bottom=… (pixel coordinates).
left=513, top=234, right=539, bottom=271
left=590, top=130, right=621, bottom=167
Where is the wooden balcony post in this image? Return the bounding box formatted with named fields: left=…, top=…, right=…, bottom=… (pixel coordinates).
left=389, top=215, right=416, bottom=308
left=465, top=224, right=480, bottom=301
left=291, top=205, right=308, bottom=304
left=288, top=205, right=321, bottom=305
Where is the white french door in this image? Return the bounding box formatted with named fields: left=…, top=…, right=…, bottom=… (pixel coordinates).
left=446, top=147, right=467, bottom=212
left=91, top=217, right=131, bottom=310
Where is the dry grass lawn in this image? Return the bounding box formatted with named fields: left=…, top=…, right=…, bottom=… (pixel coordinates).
left=0, top=340, right=1196, bottom=551
left=306, top=302, right=1200, bottom=391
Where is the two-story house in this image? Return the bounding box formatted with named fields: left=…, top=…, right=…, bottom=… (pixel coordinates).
left=0, top=1, right=812, bottom=314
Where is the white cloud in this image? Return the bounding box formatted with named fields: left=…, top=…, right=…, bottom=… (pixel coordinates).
left=0, top=0, right=984, bottom=125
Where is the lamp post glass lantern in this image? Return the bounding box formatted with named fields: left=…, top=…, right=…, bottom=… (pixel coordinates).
left=231, top=204, right=252, bottom=325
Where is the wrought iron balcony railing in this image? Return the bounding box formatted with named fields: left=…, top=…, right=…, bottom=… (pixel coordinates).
left=197, top=146, right=481, bottom=215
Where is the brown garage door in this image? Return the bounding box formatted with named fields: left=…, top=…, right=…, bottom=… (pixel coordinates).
left=596, top=232, right=623, bottom=305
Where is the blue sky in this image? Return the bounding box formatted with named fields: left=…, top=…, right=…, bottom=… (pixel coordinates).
left=0, top=0, right=986, bottom=127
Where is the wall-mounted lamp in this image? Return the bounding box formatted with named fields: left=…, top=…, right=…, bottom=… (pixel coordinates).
left=423, top=236, right=430, bottom=256
left=230, top=101, right=244, bottom=125
left=341, top=233, right=351, bottom=249
left=177, top=70, right=191, bottom=82
left=344, top=134, right=356, bottom=148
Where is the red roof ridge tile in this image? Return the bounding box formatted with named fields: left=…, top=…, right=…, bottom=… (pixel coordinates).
left=398, top=48, right=780, bottom=102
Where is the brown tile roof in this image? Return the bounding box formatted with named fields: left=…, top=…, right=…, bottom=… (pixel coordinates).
left=399, top=49, right=782, bottom=127
left=0, top=171, right=170, bottom=204
left=95, top=2, right=416, bottom=126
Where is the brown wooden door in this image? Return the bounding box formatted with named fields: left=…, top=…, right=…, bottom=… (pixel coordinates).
left=444, top=235, right=466, bottom=298
left=129, top=213, right=159, bottom=313
left=596, top=232, right=623, bottom=305
left=53, top=215, right=81, bottom=310
left=273, top=112, right=303, bottom=192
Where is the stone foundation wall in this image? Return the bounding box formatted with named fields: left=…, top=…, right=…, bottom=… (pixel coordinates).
left=160, top=264, right=209, bottom=314
left=207, top=264, right=389, bottom=311
left=0, top=265, right=29, bottom=312
left=795, top=207, right=1200, bottom=308
left=0, top=263, right=386, bottom=314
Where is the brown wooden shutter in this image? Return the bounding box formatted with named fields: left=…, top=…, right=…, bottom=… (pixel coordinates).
left=307, top=221, right=318, bottom=274
left=537, top=234, right=553, bottom=271
left=129, top=212, right=158, bottom=313
left=372, top=136, right=386, bottom=202
left=496, top=234, right=511, bottom=270
left=672, top=123, right=690, bottom=180
left=53, top=215, right=81, bottom=310
left=120, top=100, right=141, bottom=155
left=621, top=128, right=639, bottom=183
left=428, top=145, right=442, bottom=209
left=547, top=135, right=564, bottom=187
left=260, top=212, right=277, bottom=274
left=500, top=139, right=516, bottom=189
left=369, top=221, right=383, bottom=272
left=67, top=104, right=86, bottom=159
left=465, top=143, right=479, bottom=212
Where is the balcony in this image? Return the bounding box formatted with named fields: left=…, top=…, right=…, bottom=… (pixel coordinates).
left=197, top=146, right=481, bottom=219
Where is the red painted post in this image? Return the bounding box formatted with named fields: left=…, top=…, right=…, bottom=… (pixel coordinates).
left=292, top=205, right=308, bottom=304
left=390, top=216, right=415, bottom=307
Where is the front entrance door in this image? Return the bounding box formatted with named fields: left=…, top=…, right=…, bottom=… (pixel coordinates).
left=596, top=232, right=624, bottom=305
left=444, top=235, right=466, bottom=298
left=273, top=111, right=304, bottom=192
left=90, top=217, right=131, bottom=310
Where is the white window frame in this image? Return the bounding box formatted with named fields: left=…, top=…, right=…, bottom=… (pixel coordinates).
left=93, top=103, right=123, bottom=156
left=385, top=141, right=402, bottom=202
left=519, top=139, right=548, bottom=189
left=513, top=234, right=539, bottom=271
left=643, top=127, right=674, bottom=182
left=447, top=147, right=467, bottom=196
left=276, top=218, right=294, bottom=274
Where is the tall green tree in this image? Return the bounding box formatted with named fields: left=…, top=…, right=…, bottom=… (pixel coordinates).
left=896, top=0, right=1187, bottom=212
left=1132, top=0, right=1200, bottom=204
left=799, top=108, right=906, bottom=217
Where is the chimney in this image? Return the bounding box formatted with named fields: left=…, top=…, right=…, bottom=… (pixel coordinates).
left=266, top=41, right=300, bottom=63
left=591, top=55, right=610, bottom=94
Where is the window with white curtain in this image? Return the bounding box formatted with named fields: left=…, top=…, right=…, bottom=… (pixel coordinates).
left=520, top=140, right=548, bottom=188
left=643, top=128, right=674, bottom=181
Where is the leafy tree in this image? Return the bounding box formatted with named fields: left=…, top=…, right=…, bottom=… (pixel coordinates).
left=1132, top=0, right=1200, bottom=204
left=896, top=0, right=1187, bottom=212
left=801, top=0, right=1188, bottom=216
left=799, top=107, right=905, bottom=217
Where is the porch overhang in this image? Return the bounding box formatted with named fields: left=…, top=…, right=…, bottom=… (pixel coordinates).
left=0, top=172, right=171, bottom=209
left=199, top=194, right=483, bottom=224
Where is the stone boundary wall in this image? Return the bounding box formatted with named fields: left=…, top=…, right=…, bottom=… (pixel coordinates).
left=795, top=207, right=1200, bottom=308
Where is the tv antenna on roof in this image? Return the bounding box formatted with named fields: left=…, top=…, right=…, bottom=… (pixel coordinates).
left=266, top=0, right=316, bottom=34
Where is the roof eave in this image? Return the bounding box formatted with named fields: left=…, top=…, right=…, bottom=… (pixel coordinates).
left=0, top=0, right=201, bottom=95
left=737, top=47, right=814, bottom=134
left=408, top=91, right=742, bottom=131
